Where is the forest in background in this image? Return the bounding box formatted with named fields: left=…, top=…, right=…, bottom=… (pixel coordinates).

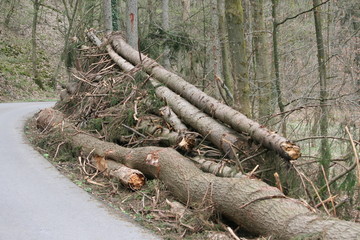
left=1, top=0, right=360, bottom=238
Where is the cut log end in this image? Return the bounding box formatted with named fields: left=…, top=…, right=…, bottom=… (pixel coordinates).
left=280, top=141, right=301, bottom=160
left=128, top=173, right=146, bottom=190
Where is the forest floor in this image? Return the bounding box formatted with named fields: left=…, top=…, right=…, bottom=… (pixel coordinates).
left=25, top=115, right=266, bottom=240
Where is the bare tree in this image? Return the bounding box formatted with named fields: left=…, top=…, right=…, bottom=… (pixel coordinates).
left=313, top=0, right=331, bottom=185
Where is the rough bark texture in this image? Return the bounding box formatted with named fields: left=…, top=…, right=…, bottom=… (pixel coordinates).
left=110, top=35, right=301, bottom=161
left=159, top=106, right=188, bottom=132
left=36, top=108, right=360, bottom=240
left=103, top=0, right=113, bottom=34
left=161, top=0, right=171, bottom=69
left=225, top=0, right=251, bottom=116
left=217, top=0, right=234, bottom=95
left=313, top=0, right=331, bottom=186
left=251, top=0, right=272, bottom=118
left=126, top=0, right=138, bottom=50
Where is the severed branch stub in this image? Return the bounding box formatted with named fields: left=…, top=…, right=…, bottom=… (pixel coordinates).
left=91, top=155, right=145, bottom=190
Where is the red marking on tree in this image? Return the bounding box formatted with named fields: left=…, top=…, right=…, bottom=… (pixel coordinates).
left=130, top=13, right=135, bottom=32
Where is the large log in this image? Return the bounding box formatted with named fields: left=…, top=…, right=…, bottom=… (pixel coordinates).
left=36, top=108, right=360, bottom=239
left=110, top=35, right=301, bottom=161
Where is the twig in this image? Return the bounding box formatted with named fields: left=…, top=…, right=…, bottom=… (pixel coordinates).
left=321, top=166, right=336, bottom=216
left=121, top=123, right=146, bottom=138
left=248, top=165, right=259, bottom=177
left=53, top=142, right=65, bottom=160
left=239, top=195, right=286, bottom=209
left=345, top=126, right=360, bottom=186
left=240, top=149, right=267, bottom=164
left=276, top=0, right=331, bottom=26
left=227, top=226, right=241, bottom=240
left=293, top=165, right=330, bottom=215
left=274, top=172, right=283, bottom=193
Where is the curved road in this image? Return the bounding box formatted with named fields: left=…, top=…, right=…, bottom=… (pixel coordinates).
left=0, top=102, right=160, bottom=240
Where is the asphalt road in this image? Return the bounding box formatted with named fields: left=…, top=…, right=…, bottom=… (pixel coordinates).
left=0, top=102, right=160, bottom=240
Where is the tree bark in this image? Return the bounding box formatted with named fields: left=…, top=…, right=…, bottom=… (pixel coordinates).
left=36, top=108, right=360, bottom=240
left=159, top=106, right=188, bottom=132
left=225, top=0, right=251, bottom=116
left=271, top=0, right=287, bottom=137
left=31, top=0, right=45, bottom=90
left=161, top=0, right=171, bottom=69
left=251, top=0, right=272, bottom=118
left=110, top=35, right=301, bottom=160
left=126, top=0, right=138, bottom=50
left=217, top=0, right=234, bottom=96
left=103, top=0, right=113, bottom=34
left=313, top=0, right=331, bottom=186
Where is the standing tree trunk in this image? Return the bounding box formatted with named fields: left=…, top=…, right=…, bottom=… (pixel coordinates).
left=217, top=0, right=234, bottom=96
left=126, top=0, right=138, bottom=50
left=31, top=0, right=44, bottom=90
left=251, top=0, right=272, bottom=118
left=103, top=0, right=113, bottom=34
left=111, top=0, right=120, bottom=31
left=181, top=0, right=190, bottom=21
left=162, top=0, right=171, bottom=69
left=271, top=0, right=286, bottom=136
left=225, top=0, right=251, bottom=116
left=313, top=0, right=331, bottom=186
left=211, top=0, right=224, bottom=99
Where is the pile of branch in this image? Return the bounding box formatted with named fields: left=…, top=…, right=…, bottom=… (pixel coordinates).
left=42, top=31, right=360, bottom=238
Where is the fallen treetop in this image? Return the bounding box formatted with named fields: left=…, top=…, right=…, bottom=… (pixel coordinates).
left=37, top=108, right=360, bottom=240
left=109, top=34, right=301, bottom=161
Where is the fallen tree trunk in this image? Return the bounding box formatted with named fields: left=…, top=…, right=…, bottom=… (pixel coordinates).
left=110, top=35, right=301, bottom=161
left=37, top=108, right=360, bottom=240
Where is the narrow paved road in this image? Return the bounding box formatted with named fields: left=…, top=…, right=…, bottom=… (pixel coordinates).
left=0, top=102, right=160, bottom=240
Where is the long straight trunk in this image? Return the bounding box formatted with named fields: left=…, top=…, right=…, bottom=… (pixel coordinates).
left=251, top=0, right=272, bottom=118
left=103, top=0, right=113, bottom=34
left=126, top=0, right=138, bottom=50
left=37, top=108, right=360, bottom=240
left=313, top=0, right=331, bottom=185
left=271, top=0, right=286, bottom=137
left=225, top=0, right=251, bottom=116
left=31, top=0, right=44, bottom=90
left=161, top=0, right=171, bottom=69
left=110, top=35, right=301, bottom=160
left=217, top=0, right=234, bottom=95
